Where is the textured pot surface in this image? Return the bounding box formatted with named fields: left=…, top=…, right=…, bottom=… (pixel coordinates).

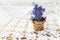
left=32, top=17, right=46, bottom=31
left=33, top=20, right=44, bottom=31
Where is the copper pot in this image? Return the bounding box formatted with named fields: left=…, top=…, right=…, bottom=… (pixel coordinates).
left=32, top=17, right=46, bottom=31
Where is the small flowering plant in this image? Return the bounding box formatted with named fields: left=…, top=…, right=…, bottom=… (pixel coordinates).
left=32, top=4, right=45, bottom=21
left=31, top=3, right=46, bottom=31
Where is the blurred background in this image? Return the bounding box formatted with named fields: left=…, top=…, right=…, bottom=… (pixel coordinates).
left=0, top=0, right=60, bottom=27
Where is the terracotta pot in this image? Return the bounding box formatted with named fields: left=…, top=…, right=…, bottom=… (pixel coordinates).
left=32, top=17, right=46, bottom=31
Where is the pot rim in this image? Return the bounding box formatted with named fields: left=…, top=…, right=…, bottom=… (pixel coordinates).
left=32, top=17, right=46, bottom=22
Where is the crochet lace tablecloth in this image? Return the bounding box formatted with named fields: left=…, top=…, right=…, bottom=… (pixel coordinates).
left=0, top=16, right=60, bottom=40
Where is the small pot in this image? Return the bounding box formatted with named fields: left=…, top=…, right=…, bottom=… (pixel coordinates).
left=32, top=17, right=46, bottom=31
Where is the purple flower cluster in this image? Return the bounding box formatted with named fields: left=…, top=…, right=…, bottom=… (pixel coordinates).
left=32, top=4, right=45, bottom=21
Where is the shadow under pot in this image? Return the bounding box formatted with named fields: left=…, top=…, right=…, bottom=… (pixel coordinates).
left=32, top=17, right=46, bottom=31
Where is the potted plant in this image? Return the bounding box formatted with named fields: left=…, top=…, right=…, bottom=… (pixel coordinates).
left=31, top=4, right=46, bottom=31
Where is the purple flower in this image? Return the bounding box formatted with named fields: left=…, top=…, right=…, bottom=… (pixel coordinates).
left=32, top=4, right=45, bottom=21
